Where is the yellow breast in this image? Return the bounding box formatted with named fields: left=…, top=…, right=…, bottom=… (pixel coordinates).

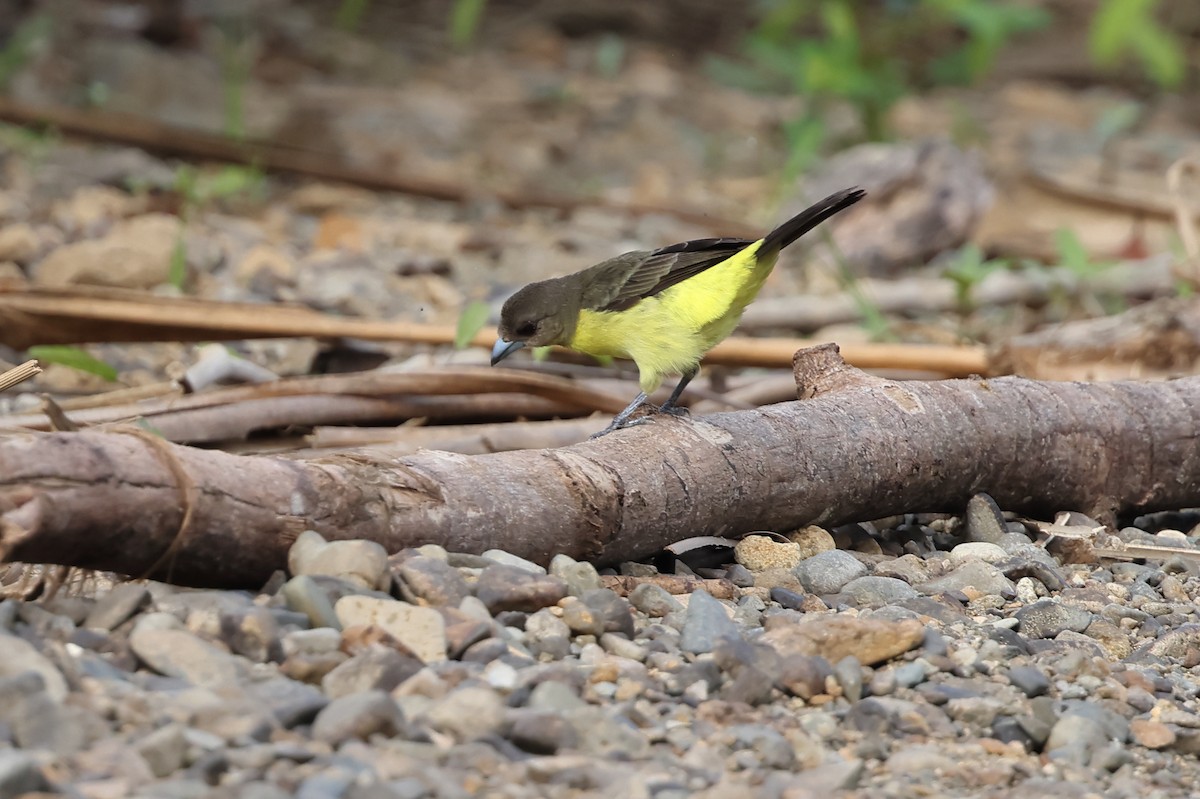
left=568, top=241, right=775, bottom=393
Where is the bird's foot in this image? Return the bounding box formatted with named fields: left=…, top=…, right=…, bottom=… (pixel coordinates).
left=658, top=402, right=690, bottom=418
left=589, top=402, right=695, bottom=438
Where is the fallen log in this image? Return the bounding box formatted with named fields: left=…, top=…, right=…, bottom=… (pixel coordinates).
left=2, top=345, right=1198, bottom=588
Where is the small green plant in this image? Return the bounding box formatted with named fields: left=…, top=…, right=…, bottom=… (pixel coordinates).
left=214, top=18, right=257, bottom=140
left=335, top=0, right=372, bottom=32
left=454, top=300, right=491, bottom=350
left=1089, top=0, right=1186, bottom=88
left=0, top=123, right=58, bottom=165
left=818, top=228, right=892, bottom=340
left=942, top=243, right=1008, bottom=312
left=1053, top=228, right=1115, bottom=279
left=26, top=346, right=118, bottom=382
left=169, top=164, right=266, bottom=290
left=449, top=0, right=488, bottom=51
left=717, top=0, right=1049, bottom=177
left=1035, top=228, right=1124, bottom=316
left=0, top=14, right=51, bottom=91
left=594, top=34, right=627, bottom=78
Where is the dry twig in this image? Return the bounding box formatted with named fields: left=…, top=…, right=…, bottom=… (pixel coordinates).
left=0, top=360, right=41, bottom=392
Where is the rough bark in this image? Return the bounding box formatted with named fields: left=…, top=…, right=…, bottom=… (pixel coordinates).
left=2, top=345, right=1198, bottom=588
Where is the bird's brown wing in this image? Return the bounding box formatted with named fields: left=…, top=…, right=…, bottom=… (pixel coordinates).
left=578, top=237, right=755, bottom=313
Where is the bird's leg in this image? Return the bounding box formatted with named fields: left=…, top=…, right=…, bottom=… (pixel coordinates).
left=658, top=367, right=698, bottom=417
left=589, top=392, right=650, bottom=438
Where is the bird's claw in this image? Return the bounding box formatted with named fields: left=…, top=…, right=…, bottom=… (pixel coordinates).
left=589, top=404, right=693, bottom=438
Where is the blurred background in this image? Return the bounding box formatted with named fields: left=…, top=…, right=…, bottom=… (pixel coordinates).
left=0, top=0, right=1197, bottom=435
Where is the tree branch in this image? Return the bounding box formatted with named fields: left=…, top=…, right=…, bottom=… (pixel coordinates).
left=2, top=345, right=1197, bottom=588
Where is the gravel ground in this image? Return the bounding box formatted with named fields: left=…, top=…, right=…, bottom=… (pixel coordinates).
left=2, top=497, right=1200, bottom=798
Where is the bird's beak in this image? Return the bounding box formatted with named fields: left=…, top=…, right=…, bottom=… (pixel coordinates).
left=490, top=338, right=525, bottom=365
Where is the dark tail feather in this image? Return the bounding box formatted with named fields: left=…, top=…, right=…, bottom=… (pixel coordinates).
left=759, top=187, right=866, bottom=254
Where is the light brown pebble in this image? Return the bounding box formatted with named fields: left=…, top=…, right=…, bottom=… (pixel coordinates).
left=1131, top=719, right=1176, bottom=749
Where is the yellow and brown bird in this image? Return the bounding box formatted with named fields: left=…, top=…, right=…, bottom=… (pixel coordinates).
left=491, top=187, right=866, bottom=435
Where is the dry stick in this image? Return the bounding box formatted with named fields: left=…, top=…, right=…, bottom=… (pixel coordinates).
left=0, top=98, right=759, bottom=237
left=0, top=368, right=630, bottom=436
left=0, top=360, right=41, bottom=392
left=988, top=296, right=1200, bottom=381
left=741, top=255, right=1176, bottom=333
left=0, top=286, right=989, bottom=377
left=1, top=345, right=1198, bottom=589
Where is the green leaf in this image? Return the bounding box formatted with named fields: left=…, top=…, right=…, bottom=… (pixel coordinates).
left=197, top=165, right=264, bottom=203
left=1054, top=228, right=1089, bottom=271
left=335, top=0, right=371, bottom=31
left=1088, top=0, right=1184, bottom=88
left=449, top=0, right=487, bottom=50
left=1129, top=23, right=1185, bottom=88
left=595, top=34, right=626, bottom=79
left=454, top=300, right=491, bottom=350
left=1089, top=0, right=1149, bottom=64
left=27, top=346, right=118, bottom=382
left=169, top=235, right=188, bottom=291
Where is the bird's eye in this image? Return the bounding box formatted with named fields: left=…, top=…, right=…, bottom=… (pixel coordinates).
left=516, top=321, right=537, bottom=336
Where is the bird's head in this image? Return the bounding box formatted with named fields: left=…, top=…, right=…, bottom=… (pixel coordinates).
left=491, top=280, right=577, bottom=365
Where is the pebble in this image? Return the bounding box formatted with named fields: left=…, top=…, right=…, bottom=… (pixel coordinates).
left=949, top=542, right=1008, bottom=564
left=281, top=575, right=342, bottom=630
left=963, top=493, right=1007, bottom=543
left=135, top=723, right=188, bottom=778
left=393, top=555, right=470, bottom=606
left=1006, top=665, right=1050, bottom=697
left=84, top=584, right=151, bottom=630
left=423, top=686, right=505, bottom=741
left=680, top=590, right=740, bottom=654
left=507, top=710, right=577, bottom=754
left=1145, top=624, right=1200, bottom=661
left=919, top=560, right=1015, bottom=597
left=735, top=535, right=803, bottom=571
left=873, top=554, right=931, bottom=584
left=321, top=648, right=422, bottom=699
left=4, top=513, right=1200, bottom=797
left=288, top=530, right=389, bottom=590
left=1130, top=718, right=1176, bottom=749
left=0, top=749, right=49, bottom=796
left=790, top=526, right=837, bottom=558
left=589, top=589, right=637, bottom=635
left=35, top=213, right=181, bottom=288
left=777, top=653, right=832, bottom=700
left=1045, top=713, right=1111, bottom=765
left=833, top=656, right=864, bottom=702
left=1015, top=599, right=1093, bottom=639
left=763, top=614, right=924, bottom=667
left=1015, top=576, right=1040, bottom=603
left=548, top=554, right=603, bottom=596
left=793, top=550, right=868, bottom=595
left=840, top=575, right=918, bottom=605
left=627, top=584, right=683, bottom=616
left=128, top=628, right=243, bottom=688
left=474, top=564, right=567, bottom=613
left=311, top=691, right=405, bottom=745
left=333, top=596, right=447, bottom=662
left=0, top=633, right=68, bottom=700
left=482, top=549, right=546, bottom=574
left=524, top=608, right=571, bottom=660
